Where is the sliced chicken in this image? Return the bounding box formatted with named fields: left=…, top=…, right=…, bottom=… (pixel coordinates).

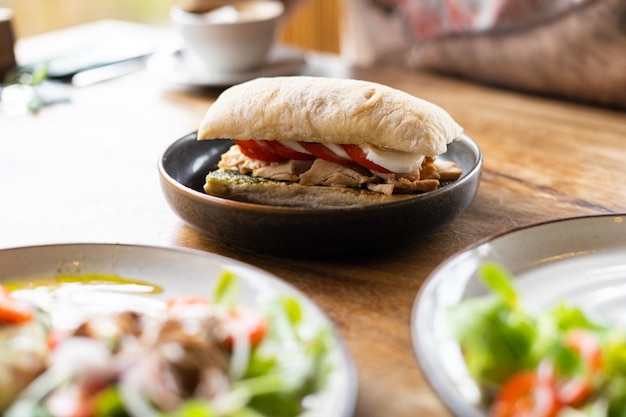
left=217, top=144, right=462, bottom=195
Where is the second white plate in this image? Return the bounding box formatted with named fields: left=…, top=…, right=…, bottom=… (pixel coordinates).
left=0, top=243, right=357, bottom=417
left=411, top=214, right=626, bottom=417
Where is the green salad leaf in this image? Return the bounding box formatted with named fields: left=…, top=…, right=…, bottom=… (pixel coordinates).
left=448, top=262, right=554, bottom=387
left=210, top=272, right=334, bottom=417
left=213, top=270, right=239, bottom=310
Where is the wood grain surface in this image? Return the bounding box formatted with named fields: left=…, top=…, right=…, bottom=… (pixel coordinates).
left=1, top=24, right=626, bottom=417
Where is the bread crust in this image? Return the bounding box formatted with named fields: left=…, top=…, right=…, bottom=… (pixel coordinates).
left=198, top=76, right=463, bottom=156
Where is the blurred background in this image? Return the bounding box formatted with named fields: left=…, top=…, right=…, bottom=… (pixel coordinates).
left=0, top=0, right=340, bottom=53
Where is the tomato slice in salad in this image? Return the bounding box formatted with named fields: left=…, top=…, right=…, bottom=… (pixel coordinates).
left=556, top=329, right=603, bottom=406
left=223, top=308, right=268, bottom=348
left=491, top=371, right=561, bottom=417
left=299, top=142, right=353, bottom=165
left=341, top=144, right=392, bottom=173
left=235, top=139, right=286, bottom=163
left=165, top=295, right=266, bottom=348
left=265, top=141, right=315, bottom=160
left=0, top=286, right=33, bottom=324
left=557, top=377, right=591, bottom=408
left=166, top=295, right=212, bottom=311
left=565, top=329, right=603, bottom=372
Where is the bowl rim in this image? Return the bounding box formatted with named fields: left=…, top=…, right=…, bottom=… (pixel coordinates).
left=157, top=132, right=483, bottom=214
left=170, top=0, right=285, bottom=26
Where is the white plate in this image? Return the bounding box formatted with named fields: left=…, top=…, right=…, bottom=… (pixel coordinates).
left=0, top=243, right=357, bottom=417
left=147, top=44, right=307, bottom=87
left=411, top=214, right=626, bottom=417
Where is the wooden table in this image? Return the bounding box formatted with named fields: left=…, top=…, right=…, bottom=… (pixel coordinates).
left=2, top=23, right=626, bottom=417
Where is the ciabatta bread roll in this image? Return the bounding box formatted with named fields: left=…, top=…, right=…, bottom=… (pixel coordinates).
left=199, top=76, right=462, bottom=155
left=198, top=76, right=464, bottom=208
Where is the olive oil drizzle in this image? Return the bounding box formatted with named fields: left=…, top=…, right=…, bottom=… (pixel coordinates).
left=3, top=273, right=163, bottom=294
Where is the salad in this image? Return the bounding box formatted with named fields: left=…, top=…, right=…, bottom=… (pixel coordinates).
left=1, top=271, right=335, bottom=417
left=449, top=262, right=626, bottom=417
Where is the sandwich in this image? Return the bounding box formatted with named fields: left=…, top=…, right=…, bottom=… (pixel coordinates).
left=198, top=76, right=464, bottom=208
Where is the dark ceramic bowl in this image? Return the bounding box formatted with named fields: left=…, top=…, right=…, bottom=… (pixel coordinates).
left=158, top=132, right=482, bottom=256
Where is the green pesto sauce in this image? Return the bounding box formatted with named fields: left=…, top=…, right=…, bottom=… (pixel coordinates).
left=209, top=168, right=283, bottom=184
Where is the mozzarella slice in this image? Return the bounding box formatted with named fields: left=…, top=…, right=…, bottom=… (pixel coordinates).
left=361, top=145, right=424, bottom=173
left=280, top=141, right=424, bottom=173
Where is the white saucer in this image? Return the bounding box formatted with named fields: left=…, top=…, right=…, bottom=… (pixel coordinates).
left=147, top=44, right=308, bottom=87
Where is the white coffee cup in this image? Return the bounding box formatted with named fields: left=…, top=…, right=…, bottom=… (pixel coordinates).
left=171, top=0, right=284, bottom=73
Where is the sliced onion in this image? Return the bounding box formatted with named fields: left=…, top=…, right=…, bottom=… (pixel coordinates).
left=119, top=363, right=161, bottom=417
left=228, top=319, right=250, bottom=381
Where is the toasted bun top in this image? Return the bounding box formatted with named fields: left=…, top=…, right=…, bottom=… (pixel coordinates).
left=198, top=76, right=463, bottom=155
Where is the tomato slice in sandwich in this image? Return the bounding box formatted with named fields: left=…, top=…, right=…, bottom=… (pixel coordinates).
left=266, top=141, right=315, bottom=160
left=299, top=142, right=352, bottom=165
left=235, top=140, right=286, bottom=162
